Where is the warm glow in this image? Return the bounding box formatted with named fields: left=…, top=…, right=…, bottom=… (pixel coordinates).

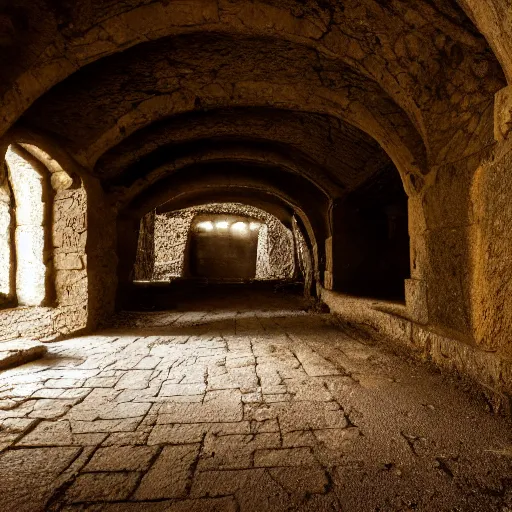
left=231, top=221, right=247, bottom=233
left=5, top=146, right=46, bottom=306
left=197, top=221, right=214, bottom=231
left=216, top=221, right=229, bottom=229
left=250, top=222, right=261, bottom=231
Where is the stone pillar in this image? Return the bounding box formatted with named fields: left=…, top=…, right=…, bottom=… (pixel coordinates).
left=85, top=178, right=118, bottom=330
left=324, top=236, right=333, bottom=291
left=133, top=210, right=155, bottom=281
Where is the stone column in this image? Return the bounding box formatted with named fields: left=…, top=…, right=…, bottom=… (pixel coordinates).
left=133, top=210, right=155, bottom=281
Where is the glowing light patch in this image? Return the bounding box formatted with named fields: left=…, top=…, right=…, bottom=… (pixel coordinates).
left=216, top=221, right=229, bottom=229
left=250, top=222, right=261, bottom=231
left=231, top=221, right=248, bottom=233
left=197, top=221, right=214, bottom=231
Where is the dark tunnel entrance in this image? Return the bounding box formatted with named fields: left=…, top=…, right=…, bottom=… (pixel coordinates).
left=186, top=214, right=260, bottom=280
left=333, top=165, right=410, bottom=301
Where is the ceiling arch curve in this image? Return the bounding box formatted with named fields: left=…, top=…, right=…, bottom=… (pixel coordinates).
left=157, top=191, right=295, bottom=228
left=96, top=107, right=392, bottom=196
left=21, top=33, right=428, bottom=189
left=107, top=139, right=346, bottom=200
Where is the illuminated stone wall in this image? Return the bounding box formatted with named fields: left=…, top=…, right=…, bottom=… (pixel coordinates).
left=0, top=145, right=88, bottom=342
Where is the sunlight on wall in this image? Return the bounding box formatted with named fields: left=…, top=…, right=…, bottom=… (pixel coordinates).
left=5, top=147, right=46, bottom=306
left=0, top=186, right=11, bottom=297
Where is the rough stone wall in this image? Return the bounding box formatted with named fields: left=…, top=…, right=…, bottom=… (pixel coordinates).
left=255, top=218, right=294, bottom=280
left=86, top=179, right=118, bottom=331
left=0, top=146, right=90, bottom=342
left=293, top=218, right=313, bottom=296
left=51, top=186, right=88, bottom=337
left=134, top=209, right=155, bottom=281
left=153, top=211, right=194, bottom=280
left=137, top=203, right=295, bottom=281
left=467, top=133, right=512, bottom=354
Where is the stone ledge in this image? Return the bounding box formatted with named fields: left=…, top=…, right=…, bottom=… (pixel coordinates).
left=320, top=288, right=512, bottom=415
left=0, top=339, right=48, bottom=371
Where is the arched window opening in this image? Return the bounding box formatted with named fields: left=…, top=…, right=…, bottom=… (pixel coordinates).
left=4, top=145, right=49, bottom=306
left=0, top=142, right=88, bottom=342
left=0, top=162, right=14, bottom=306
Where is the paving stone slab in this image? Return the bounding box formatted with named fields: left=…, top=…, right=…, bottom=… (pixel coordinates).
left=0, top=340, right=47, bottom=371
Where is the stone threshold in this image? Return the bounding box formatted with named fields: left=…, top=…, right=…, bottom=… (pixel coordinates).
left=320, top=287, right=512, bottom=415
left=0, top=339, right=48, bottom=371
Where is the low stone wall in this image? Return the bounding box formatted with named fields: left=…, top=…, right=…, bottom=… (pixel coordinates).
left=0, top=306, right=54, bottom=342
left=320, top=288, right=512, bottom=415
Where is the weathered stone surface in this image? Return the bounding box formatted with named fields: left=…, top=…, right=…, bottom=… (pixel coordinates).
left=64, top=472, right=140, bottom=503
left=495, top=85, right=512, bottom=141
left=0, top=447, right=80, bottom=511
left=0, top=290, right=510, bottom=509
left=84, top=445, right=158, bottom=471
left=0, top=339, right=47, bottom=370
left=134, top=444, right=200, bottom=499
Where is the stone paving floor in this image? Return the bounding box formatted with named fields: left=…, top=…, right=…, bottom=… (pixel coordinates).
left=0, top=289, right=511, bottom=511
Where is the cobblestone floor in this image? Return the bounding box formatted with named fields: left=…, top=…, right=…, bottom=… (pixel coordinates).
left=0, top=290, right=511, bottom=511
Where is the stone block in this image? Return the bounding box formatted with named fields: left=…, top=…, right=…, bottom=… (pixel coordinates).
left=54, top=253, right=84, bottom=270
left=84, top=445, right=158, bottom=471
left=134, top=444, right=200, bottom=500
left=0, top=339, right=47, bottom=370
left=64, top=472, right=140, bottom=503
left=324, top=270, right=333, bottom=290
left=405, top=278, right=428, bottom=324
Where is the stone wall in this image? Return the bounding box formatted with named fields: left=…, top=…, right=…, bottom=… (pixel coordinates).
left=51, top=186, right=88, bottom=337
left=255, top=216, right=294, bottom=280
left=136, top=203, right=295, bottom=281
left=293, top=218, right=313, bottom=296
left=321, top=288, right=512, bottom=414
left=0, top=146, right=90, bottom=342
left=133, top=210, right=155, bottom=281
left=153, top=210, right=194, bottom=280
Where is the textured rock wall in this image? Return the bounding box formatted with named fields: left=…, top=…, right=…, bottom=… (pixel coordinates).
left=134, top=210, right=155, bottom=281
left=153, top=211, right=194, bottom=280
left=51, top=186, right=88, bottom=337
left=0, top=146, right=90, bottom=342
left=293, top=218, right=313, bottom=295
left=468, top=134, right=512, bottom=354
left=255, top=218, right=294, bottom=280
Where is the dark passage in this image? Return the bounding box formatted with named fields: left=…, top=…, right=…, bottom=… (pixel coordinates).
left=186, top=214, right=259, bottom=280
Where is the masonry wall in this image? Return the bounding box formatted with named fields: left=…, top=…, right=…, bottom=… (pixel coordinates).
left=0, top=146, right=90, bottom=342
left=51, top=186, right=88, bottom=337
left=153, top=210, right=194, bottom=280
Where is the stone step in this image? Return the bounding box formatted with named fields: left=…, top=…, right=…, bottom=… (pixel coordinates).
left=0, top=339, right=48, bottom=371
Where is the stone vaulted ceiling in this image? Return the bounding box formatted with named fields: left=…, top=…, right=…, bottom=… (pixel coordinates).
left=0, top=0, right=507, bottom=218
